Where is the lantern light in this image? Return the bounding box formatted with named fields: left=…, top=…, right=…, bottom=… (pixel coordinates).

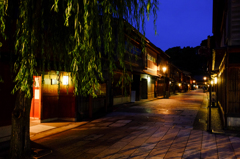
left=63, top=76, right=69, bottom=85
left=162, top=67, right=167, bottom=73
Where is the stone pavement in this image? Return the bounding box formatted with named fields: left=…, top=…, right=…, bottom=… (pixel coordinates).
left=28, top=89, right=240, bottom=159
left=30, top=119, right=88, bottom=141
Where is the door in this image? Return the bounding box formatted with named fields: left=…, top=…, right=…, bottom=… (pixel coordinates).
left=30, top=76, right=41, bottom=119
left=157, top=79, right=164, bottom=96
left=141, top=78, right=147, bottom=99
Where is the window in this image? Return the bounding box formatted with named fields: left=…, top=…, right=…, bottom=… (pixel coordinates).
left=62, top=76, right=69, bottom=85
left=125, top=41, right=141, bottom=56
left=51, top=79, right=58, bottom=85
left=147, top=54, right=156, bottom=63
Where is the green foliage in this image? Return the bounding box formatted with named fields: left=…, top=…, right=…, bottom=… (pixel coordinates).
left=0, top=0, right=158, bottom=98
left=0, top=0, right=7, bottom=40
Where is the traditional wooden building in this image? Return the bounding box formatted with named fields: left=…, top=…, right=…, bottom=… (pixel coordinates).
left=169, top=64, right=182, bottom=94
left=182, top=71, right=191, bottom=91
left=154, top=46, right=171, bottom=98
left=118, top=30, right=171, bottom=103
left=30, top=72, right=76, bottom=122
left=143, top=41, right=170, bottom=99
left=212, top=0, right=240, bottom=127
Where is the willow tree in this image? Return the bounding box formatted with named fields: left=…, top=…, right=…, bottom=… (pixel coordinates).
left=0, top=0, right=158, bottom=158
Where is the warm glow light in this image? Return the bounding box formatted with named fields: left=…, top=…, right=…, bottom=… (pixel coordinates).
left=162, top=67, right=167, bottom=73
left=147, top=76, right=150, bottom=82
left=211, top=80, right=213, bottom=85
left=214, top=77, right=217, bottom=84
left=35, top=77, right=40, bottom=87
left=63, top=76, right=69, bottom=85
left=179, top=83, right=181, bottom=86
left=193, top=80, right=195, bottom=83
left=169, top=81, right=171, bottom=84
left=203, top=77, right=207, bottom=80
left=205, top=82, right=207, bottom=84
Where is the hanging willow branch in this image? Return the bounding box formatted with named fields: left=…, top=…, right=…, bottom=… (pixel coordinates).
left=0, top=0, right=159, bottom=98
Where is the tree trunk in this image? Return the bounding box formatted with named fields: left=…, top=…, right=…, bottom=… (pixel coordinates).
left=10, top=90, right=32, bottom=159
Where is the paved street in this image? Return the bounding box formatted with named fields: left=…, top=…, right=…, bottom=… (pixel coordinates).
left=32, top=90, right=240, bottom=159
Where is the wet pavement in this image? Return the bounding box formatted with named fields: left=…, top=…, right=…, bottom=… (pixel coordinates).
left=28, top=90, right=240, bottom=158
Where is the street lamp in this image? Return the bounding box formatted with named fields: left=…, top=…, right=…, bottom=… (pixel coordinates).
left=162, top=67, right=166, bottom=74
left=203, top=77, right=207, bottom=92
left=211, top=80, right=213, bottom=85
left=162, top=67, right=167, bottom=98
left=192, top=80, right=196, bottom=90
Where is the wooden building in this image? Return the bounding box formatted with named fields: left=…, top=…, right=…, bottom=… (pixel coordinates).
left=144, top=41, right=170, bottom=99
left=212, top=0, right=240, bottom=127
left=30, top=71, right=76, bottom=122
left=169, top=64, right=182, bottom=94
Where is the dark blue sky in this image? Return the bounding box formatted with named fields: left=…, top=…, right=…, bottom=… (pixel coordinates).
left=145, top=0, right=213, bottom=51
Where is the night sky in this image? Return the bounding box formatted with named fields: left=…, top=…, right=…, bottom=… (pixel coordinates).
left=145, top=0, right=213, bottom=51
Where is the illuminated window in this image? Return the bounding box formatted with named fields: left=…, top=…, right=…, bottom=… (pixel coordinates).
left=63, top=76, right=69, bottom=85
left=147, top=54, right=156, bottom=63
left=51, top=79, right=58, bottom=85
